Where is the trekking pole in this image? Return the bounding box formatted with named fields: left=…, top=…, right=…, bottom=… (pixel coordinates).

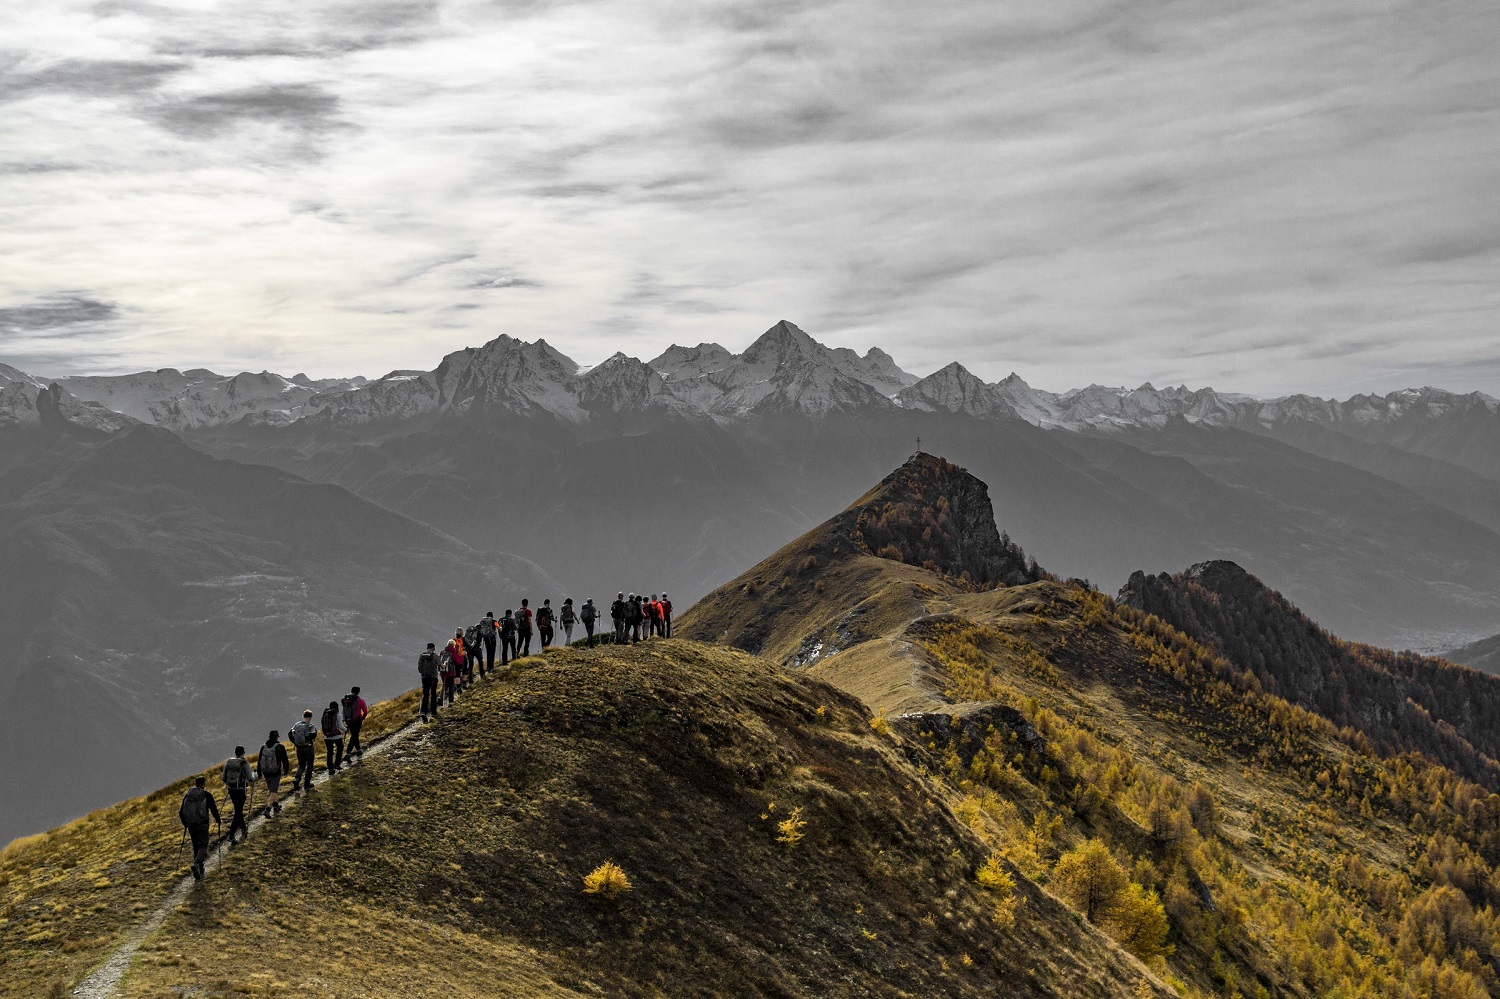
left=176, top=826, right=186, bottom=868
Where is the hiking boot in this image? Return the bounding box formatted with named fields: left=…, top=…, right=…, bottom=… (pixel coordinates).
left=272, top=802, right=283, bottom=815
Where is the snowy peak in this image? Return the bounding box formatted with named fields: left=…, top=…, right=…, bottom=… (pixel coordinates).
left=574, top=352, right=697, bottom=417
left=0, top=377, right=137, bottom=433
left=649, top=342, right=734, bottom=382
left=434, top=334, right=583, bottom=419
left=49, top=367, right=366, bottom=429
left=896, top=362, right=1015, bottom=418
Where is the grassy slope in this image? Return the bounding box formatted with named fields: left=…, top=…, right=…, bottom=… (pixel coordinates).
left=0, top=692, right=417, bottom=997
left=108, top=642, right=1163, bottom=999
left=679, top=480, right=1500, bottom=997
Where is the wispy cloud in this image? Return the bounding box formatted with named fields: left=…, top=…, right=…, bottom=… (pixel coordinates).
left=0, top=0, right=1497, bottom=396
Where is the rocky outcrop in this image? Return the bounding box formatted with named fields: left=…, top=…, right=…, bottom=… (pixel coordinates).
left=850, top=452, right=1038, bottom=587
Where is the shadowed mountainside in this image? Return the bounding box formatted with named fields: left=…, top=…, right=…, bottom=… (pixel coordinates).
left=0, top=422, right=556, bottom=843
left=1119, top=560, right=1500, bottom=790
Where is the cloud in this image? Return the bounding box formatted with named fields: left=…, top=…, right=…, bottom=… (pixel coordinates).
left=0, top=0, right=1497, bottom=396
left=145, top=83, right=346, bottom=139
left=0, top=295, right=119, bottom=336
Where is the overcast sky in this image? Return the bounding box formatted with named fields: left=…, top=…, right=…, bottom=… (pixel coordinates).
left=2, top=0, right=1498, bottom=397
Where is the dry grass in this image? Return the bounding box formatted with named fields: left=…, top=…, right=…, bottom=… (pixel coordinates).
left=109, top=641, right=1163, bottom=999
left=0, top=689, right=419, bottom=996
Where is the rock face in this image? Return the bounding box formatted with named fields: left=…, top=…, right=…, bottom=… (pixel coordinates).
left=894, top=701, right=1043, bottom=769
left=850, top=452, right=1037, bottom=587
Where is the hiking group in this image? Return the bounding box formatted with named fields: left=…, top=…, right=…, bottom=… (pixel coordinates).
left=179, top=590, right=673, bottom=879
left=177, top=686, right=369, bottom=881
left=416, top=593, right=671, bottom=721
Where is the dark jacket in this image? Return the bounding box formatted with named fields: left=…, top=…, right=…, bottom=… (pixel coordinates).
left=179, top=786, right=221, bottom=828
left=418, top=650, right=439, bottom=678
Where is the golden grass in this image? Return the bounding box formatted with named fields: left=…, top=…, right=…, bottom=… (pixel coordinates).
left=0, top=688, right=419, bottom=996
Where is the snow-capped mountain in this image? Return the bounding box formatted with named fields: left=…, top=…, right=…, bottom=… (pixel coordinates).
left=0, top=365, right=138, bottom=432
left=648, top=320, right=914, bottom=417
left=5, top=322, right=1496, bottom=437
left=51, top=368, right=369, bottom=430
left=895, top=362, right=1016, bottom=418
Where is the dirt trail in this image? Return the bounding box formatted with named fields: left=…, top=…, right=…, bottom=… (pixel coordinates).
left=72, top=715, right=425, bottom=998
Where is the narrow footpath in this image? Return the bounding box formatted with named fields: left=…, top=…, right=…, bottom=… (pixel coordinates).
left=72, top=714, right=427, bottom=999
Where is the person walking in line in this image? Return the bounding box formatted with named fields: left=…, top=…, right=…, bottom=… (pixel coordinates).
left=289, top=710, right=318, bottom=793
left=221, top=747, right=252, bottom=846
left=537, top=599, right=555, bottom=649
left=342, top=687, right=368, bottom=759
left=179, top=775, right=221, bottom=881
left=257, top=732, right=289, bottom=818
left=321, top=701, right=346, bottom=774
left=660, top=592, right=672, bottom=638
left=611, top=592, right=626, bottom=644
left=516, top=599, right=534, bottom=657
left=500, top=610, right=516, bottom=665
left=418, top=642, right=441, bottom=722
left=626, top=593, right=644, bottom=643
left=462, top=623, right=481, bottom=690
left=580, top=598, right=597, bottom=647
left=560, top=598, right=577, bottom=645
left=478, top=612, right=498, bottom=676
left=442, top=631, right=464, bottom=705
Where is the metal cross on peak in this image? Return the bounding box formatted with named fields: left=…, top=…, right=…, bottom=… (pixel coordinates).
left=916, top=437, right=922, bottom=453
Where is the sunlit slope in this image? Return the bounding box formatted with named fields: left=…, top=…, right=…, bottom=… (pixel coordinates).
left=0, top=692, right=418, bottom=997
left=96, top=642, right=1160, bottom=998
left=682, top=454, right=1500, bottom=997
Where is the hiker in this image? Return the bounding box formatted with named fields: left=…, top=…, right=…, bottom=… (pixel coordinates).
left=660, top=592, right=672, bottom=638
left=626, top=593, right=644, bottom=643
left=289, top=710, right=318, bottom=793
left=560, top=598, right=577, bottom=644
left=645, top=594, right=661, bottom=638
left=418, top=643, right=441, bottom=722
left=221, top=746, right=252, bottom=846
left=516, top=599, right=534, bottom=657
left=478, top=612, right=498, bottom=675
left=256, top=732, right=289, bottom=818
left=342, top=687, right=368, bottom=759
left=500, top=610, right=516, bottom=665
left=537, top=599, right=555, bottom=649
left=442, top=630, right=465, bottom=705
left=580, top=598, right=598, bottom=647
left=321, top=701, right=345, bottom=773
left=179, top=776, right=221, bottom=881
left=611, top=592, right=626, bottom=644
left=462, top=623, right=481, bottom=689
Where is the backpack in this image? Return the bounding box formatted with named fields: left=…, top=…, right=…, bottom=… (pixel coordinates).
left=537, top=606, right=552, bottom=627
left=479, top=616, right=496, bottom=638
left=181, top=787, right=210, bottom=826
left=561, top=604, right=576, bottom=624
left=342, top=693, right=358, bottom=725
left=258, top=744, right=280, bottom=777
left=518, top=608, right=533, bottom=632
left=465, top=625, right=481, bottom=648
left=610, top=599, right=624, bottom=620
left=580, top=603, right=596, bottom=623
left=321, top=707, right=340, bottom=738
left=500, top=616, right=516, bottom=636
left=222, top=758, right=249, bottom=789
left=418, top=650, right=439, bottom=677
left=290, top=720, right=315, bottom=748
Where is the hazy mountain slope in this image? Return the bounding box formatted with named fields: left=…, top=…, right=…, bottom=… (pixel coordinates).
left=1119, top=560, right=1500, bottom=790
left=1445, top=633, right=1500, bottom=675
left=0, top=423, right=556, bottom=844
left=680, top=456, right=1500, bottom=998
left=1252, top=419, right=1500, bottom=534
left=1306, top=389, right=1500, bottom=482
left=9, top=645, right=1169, bottom=999
left=1068, top=421, right=1500, bottom=647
